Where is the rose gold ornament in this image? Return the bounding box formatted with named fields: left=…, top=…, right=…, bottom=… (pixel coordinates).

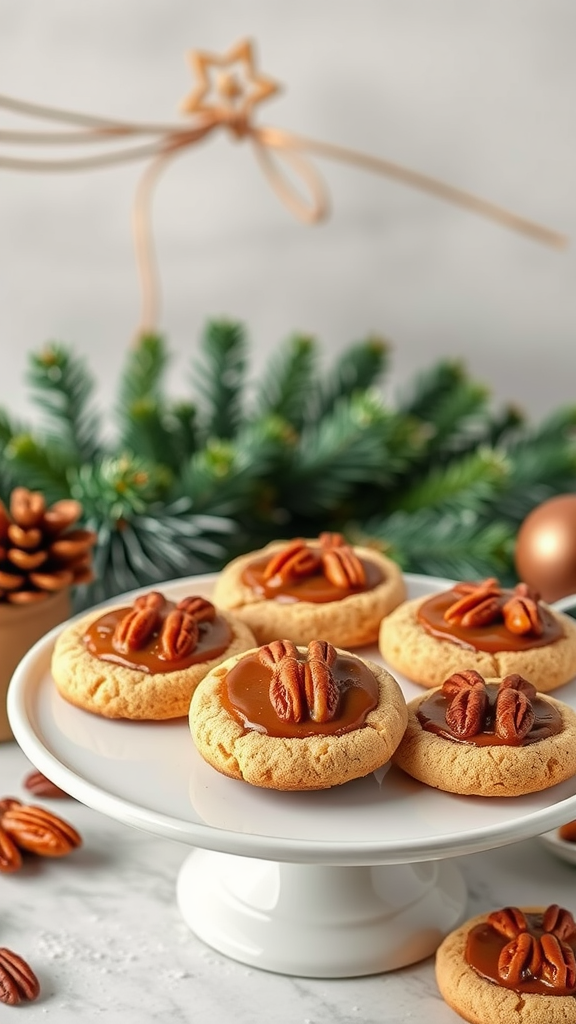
left=514, top=494, right=576, bottom=602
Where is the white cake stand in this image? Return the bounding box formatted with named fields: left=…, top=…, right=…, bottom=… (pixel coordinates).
left=8, top=574, right=576, bottom=978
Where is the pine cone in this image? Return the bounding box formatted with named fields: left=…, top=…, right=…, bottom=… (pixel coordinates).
left=0, top=488, right=97, bottom=604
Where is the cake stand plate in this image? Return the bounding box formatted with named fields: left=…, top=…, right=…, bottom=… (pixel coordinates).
left=8, top=574, right=576, bottom=978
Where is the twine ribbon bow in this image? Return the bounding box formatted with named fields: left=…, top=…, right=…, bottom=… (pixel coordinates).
left=0, top=39, right=567, bottom=333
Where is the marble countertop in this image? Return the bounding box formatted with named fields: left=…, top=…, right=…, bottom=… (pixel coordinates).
left=2, top=741, right=576, bottom=1024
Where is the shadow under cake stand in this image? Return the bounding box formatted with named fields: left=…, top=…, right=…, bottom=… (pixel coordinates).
left=8, top=574, right=576, bottom=979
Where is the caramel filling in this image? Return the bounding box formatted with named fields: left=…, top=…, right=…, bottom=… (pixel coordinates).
left=418, top=589, right=563, bottom=652
left=417, top=684, right=562, bottom=746
left=467, top=914, right=576, bottom=995
left=241, top=553, right=383, bottom=604
left=222, top=650, right=379, bottom=738
left=84, top=603, right=232, bottom=673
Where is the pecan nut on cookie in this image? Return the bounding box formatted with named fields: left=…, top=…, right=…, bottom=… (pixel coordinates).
left=436, top=904, right=576, bottom=1024
left=51, top=590, right=256, bottom=720
left=211, top=533, right=406, bottom=648
left=392, top=670, right=576, bottom=796
left=379, top=577, right=576, bottom=691
left=189, top=639, right=408, bottom=790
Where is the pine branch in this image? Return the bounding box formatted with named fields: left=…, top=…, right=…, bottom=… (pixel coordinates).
left=396, top=360, right=467, bottom=420
left=27, top=344, right=101, bottom=463
left=390, top=447, right=508, bottom=515
left=361, top=507, right=514, bottom=582
left=315, top=336, right=390, bottom=420
left=254, top=333, right=317, bottom=430
left=116, top=397, right=180, bottom=472
left=192, top=320, right=247, bottom=439
left=117, top=333, right=169, bottom=407
left=280, top=393, right=395, bottom=517
left=68, top=455, right=171, bottom=523
left=2, top=433, right=73, bottom=502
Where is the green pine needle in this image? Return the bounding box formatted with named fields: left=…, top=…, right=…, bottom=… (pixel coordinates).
left=391, top=447, right=509, bottom=515
left=27, top=343, right=100, bottom=463
left=254, top=333, right=317, bottom=429
left=316, top=336, right=390, bottom=419
left=192, top=320, right=247, bottom=439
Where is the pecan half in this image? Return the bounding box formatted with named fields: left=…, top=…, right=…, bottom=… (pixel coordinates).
left=0, top=798, right=21, bottom=814
left=543, top=905, right=576, bottom=942
left=113, top=606, right=160, bottom=652
left=441, top=669, right=487, bottom=698
left=262, top=540, right=321, bottom=583
left=269, top=657, right=305, bottom=722
left=452, top=577, right=500, bottom=595
left=488, top=907, right=528, bottom=939
left=176, top=596, right=216, bottom=622
left=23, top=769, right=70, bottom=799
left=133, top=591, right=166, bottom=614
left=445, top=685, right=488, bottom=738
left=444, top=589, right=502, bottom=628
left=498, top=932, right=542, bottom=985
left=0, top=827, right=22, bottom=874
left=304, top=657, right=340, bottom=723
left=322, top=545, right=366, bottom=588
left=160, top=610, right=199, bottom=660
left=0, top=948, right=40, bottom=1005
left=307, top=640, right=337, bottom=666
left=502, top=595, right=543, bottom=637
left=319, top=532, right=345, bottom=549
left=259, top=639, right=299, bottom=669
left=1, top=804, right=82, bottom=857
left=498, top=673, right=537, bottom=700
left=540, top=933, right=576, bottom=990
left=495, top=687, right=535, bottom=742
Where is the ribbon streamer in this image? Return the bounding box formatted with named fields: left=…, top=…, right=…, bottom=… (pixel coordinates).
left=0, top=39, right=567, bottom=334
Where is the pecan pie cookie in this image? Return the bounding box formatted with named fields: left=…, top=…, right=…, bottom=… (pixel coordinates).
left=392, top=670, right=576, bottom=796
left=436, top=904, right=576, bottom=1024
left=189, top=639, right=408, bottom=790
left=211, top=533, right=406, bottom=648
left=378, top=578, right=576, bottom=691
left=51, top=590, right=256, bottom=720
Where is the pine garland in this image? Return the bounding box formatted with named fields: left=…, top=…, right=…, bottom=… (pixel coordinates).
left=0, top=321, right=575, bottom=609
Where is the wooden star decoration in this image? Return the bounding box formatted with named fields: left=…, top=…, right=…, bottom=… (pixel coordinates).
left=181, top=39, right=279, bottom=123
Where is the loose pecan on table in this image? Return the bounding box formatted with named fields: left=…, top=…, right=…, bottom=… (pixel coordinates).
left=0, top=804, right=82, bottom=858
left=0, top=826, right=22, bottom=874
left=23, top=769, right=70, bottom=799
left=0, top=948, right=40, bottom=1005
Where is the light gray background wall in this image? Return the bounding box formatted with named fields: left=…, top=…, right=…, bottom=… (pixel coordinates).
left=0, top=1, right=574, bottom=425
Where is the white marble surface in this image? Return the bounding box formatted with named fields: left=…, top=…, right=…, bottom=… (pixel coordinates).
left=2, top=739, right=576, bottom=1023
left=1, top=1, right=576, bottom=424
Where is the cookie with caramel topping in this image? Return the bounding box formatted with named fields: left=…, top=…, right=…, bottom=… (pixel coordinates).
left=51, top=590, right=257, bottom=720
left=436, top=906, right=576, bottom=1024
left=189, top=640, right=408, bottom=790
left=378, top=580, right=576, bottom=692
left=212, top=534, right=406, bottom=648
left=392, top=671, right=576, bottom=796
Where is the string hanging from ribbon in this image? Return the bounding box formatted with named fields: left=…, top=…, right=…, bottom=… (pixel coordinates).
left=0, top=38, right=568, bottom=335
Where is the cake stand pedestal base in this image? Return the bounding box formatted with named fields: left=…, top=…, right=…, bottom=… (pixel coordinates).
left=176, top=850, right=467, bottom=977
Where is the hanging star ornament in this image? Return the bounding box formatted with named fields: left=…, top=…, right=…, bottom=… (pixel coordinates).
left=0, top=38, right=567, bottom=334
left=181, top=39, right=279, bottom=129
